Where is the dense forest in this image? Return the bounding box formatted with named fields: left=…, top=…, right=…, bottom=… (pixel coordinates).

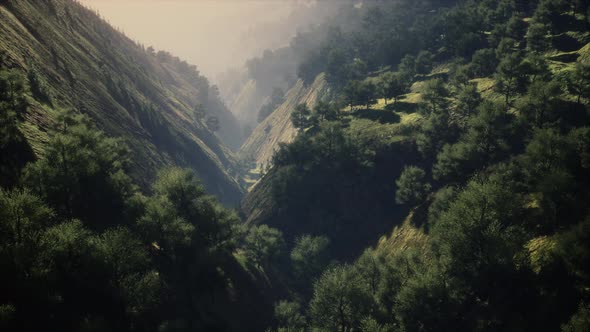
left=2, top=0, right=590, bottom=331
left=242, top=0, right=590, bottom=331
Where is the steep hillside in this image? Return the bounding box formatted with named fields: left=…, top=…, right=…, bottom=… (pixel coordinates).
left=240, top=74, right=329, bottom=167
left=228, top=78, right=265, bottom=128
left=239, top=1, right=590, bottom=331
left=240, top=92, right=424, bottom=260
left=0, top=0, right=243, bottom=205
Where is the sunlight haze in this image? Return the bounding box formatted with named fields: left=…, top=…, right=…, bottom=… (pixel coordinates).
left=79, top=0, right=297, bottom=79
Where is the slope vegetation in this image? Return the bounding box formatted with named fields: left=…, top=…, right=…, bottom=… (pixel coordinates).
left=0, top=0, right=243, bottom=205
left=240, top=74, right=329, bottom=167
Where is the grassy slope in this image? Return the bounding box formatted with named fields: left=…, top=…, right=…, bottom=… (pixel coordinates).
left=362, top=31, right=590, bottom=259
left=241, top=20, right=590, bottom=259
left=240, top=73, right=423, bottom=259
left=0, top=0, right=244, bottom=205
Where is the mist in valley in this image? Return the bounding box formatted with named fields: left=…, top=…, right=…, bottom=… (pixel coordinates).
left=79, top=0, right=334, bottom=80
left=3, top=1, right=590, bottom=331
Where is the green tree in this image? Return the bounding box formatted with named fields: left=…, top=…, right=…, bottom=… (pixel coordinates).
left=556, top=217, right=590, bottom=290
left=495, top=37, right=518, bottom=59
left=516, top=79, right=562, bottom=128
left=449, top=63, right=472, bottom=90
left=343, top=80, right=377, bottom=110
left=137, top=194, right=195, bottom=252
left=91, top=227, right=161, bottom=323
left=378, top=72, right=408, bottom=105
left=455, top=84, right=483, bottom=120
left=345, top=58, right=369, bottom=82
left=360, top=317, right=393, bottom=332
left=309, top=265, right=372, bottom=332
left=431, top=179, right=527, bottom=329
left=495, top=53, right=525, bottom=105
left=291, top=103, right=312, bottom=131
left=326, top=48, right=349, bottom=85
left=395, top=166, right=431, bottom=205
left=398, top=54, right=417, bottom=82
left=522, top=129, right=576, bottom=226
left=23, top=110, right=135, bottom=229
left=434, top=101, right=513, bottom=180
left=27, top=69, right=52, bottom=104
left=354, top=249, right=384, bottom=297
left=135, top=168, right=241, bottom=329
left=315, top=101, right=341, bottom=122
left=394, top=272, right=462, bottom=332
left=343, top=80, right=362, bottom=111
left=291, top=235, right=330, bottom=280
left=244, top=224, right=285, bottom=269
left=274, top=300, right=306, bottom=331
left=0, top=69, right=27, bottom=116
left=416, top=110, right=456, bottom=158
left=526, top=21, right=550, bottom=53
left=420, top=79, right=450, bottom=115
left=506, top=15, right=528, bottom=39
left=428, top=186, right=457, bottom=226
left=459, top=101, right=512, bottom=164
left=566, top=62, right=590, bottom=104
left=359, top=80, right=378, bottom=109
left=520, top=53, right=552, bottom=84
left=0, top=70, right=32, bottom=187
left=0, top=189, right=53, bottom=279
left=471, top=48, right=498, bottom=77
left=562, top=303, right=590, bottom=332
left=415, top=50, right=434, bottom=75
left=146, top=167, right=239, bottom=251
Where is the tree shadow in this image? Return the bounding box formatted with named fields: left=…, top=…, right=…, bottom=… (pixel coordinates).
left=354, top=108, right=401, bottom=124
left=548, top=51, right=580, bottom=63
left=385, top=101, right=418, bottom=114
left=558, top=100, right=590, bottom=130
left=552, top=13, right=588, bottom=34
left=414, top=72, right=449, bottom=82
left=552, top=33, right=583, bottom=52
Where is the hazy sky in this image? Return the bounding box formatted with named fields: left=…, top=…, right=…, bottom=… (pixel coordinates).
left=79, top=0, right=297, bottom=79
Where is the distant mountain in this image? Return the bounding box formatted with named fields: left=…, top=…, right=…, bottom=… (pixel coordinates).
left=0, top=0, right=243, bottom=205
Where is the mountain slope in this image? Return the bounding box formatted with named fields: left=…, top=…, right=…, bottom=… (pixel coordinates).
left=228, top=78, right=265, bottom=128
left=239, top=74, right=329, bottom=167
left=0, top=0, right=243, bottom=205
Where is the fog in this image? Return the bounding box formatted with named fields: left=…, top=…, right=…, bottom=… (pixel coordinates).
left=79, top=0, right=312, bottom=80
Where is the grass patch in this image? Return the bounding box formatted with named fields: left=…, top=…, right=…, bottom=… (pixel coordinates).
left=402, top=92, right=423, bottom=104
left=526, top=236, right=558, bottom=274
left=578, top=42, right=590, bottom=63
left=399, top=112, right=423, bottom=126
left=347, top=110, right=423, bottom=148
left=372, top=98, right=388, bottom=110
left=376, top=213, right=430, bottom=259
